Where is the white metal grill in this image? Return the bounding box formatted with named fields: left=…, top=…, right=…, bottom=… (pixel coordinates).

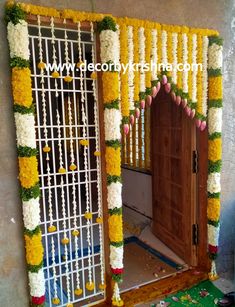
left=28, top=20, right=106, bottom=307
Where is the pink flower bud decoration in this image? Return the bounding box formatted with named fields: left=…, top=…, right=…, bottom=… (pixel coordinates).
left=140, top=99, right=145, bottom=109
left=123, top=124, right=129, bottom=135
left=195, top=119, right=201, bottom=128
left=146, top=95, right=152, bottom=107
left=171, top=91, right=176, bottom=102
left=165, top=83, right=171, bottom=93
left=181, top=98, right=187, bottom=109
left=162, top=75, right=167, bottom=85
left=200, top=121, right=207, bottom=131
left=156, top=81, right=161, bottom=93
left=176, top=95, right=181, bottom=106
left=130, top=114, right=135, bottom=126
left=190, top=109, right=196, bottom=119
left=135, top=108, right=140, bottom=119
left=151, top=86, right=157, bottom=98
left=185, top=106, right=191, bottom=116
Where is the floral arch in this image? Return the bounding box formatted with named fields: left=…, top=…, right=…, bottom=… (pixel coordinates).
left=5, top=2, right=222, bottom=306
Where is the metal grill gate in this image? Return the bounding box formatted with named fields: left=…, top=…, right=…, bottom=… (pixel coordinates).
left=28, top=19, right=106, bottom=307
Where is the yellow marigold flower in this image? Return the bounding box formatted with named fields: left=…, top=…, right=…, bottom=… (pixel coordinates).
left=18, top=156, right=39, bottom=189
left=25, top=232, right=44, bottom=266
left=208, top=76, right=223, bottom=100
left=90, top=71, right=97, bottom=80
left=51, top=71, right=60, bottom=78
left=112, top=299, right=124, bottom=306
left=85, top=212, right=92, bottom=220
left=76, top=61, right=84, bottom=68
left=96, top=217, right=103, bottom=224
left=208, top=138, right=222, bottom=162
left=86, top=281, right=94, bottom=291
left=52, top=297, right=60, bottom=305
left=145, top=28, right=152, bottom=88
left=105, top=146, right=121, bottom=177
left=58, top=167, right=66, bottom=174
left=48, top=225, right=57, bottom=233
left=12, top=67, right=33, bottom=107
left=208, top=272, right=219, bottom=281
left=108, top=214, right=123, bottom=242
left=99, top=283, right=106, bottom=290
left=43, top=146, right=51, bottom=153
left=102, top=72, right=119, bottom=103
left=94, top=151, right=101, bottom=157
left=207, top=198, right=220, bottom=222
left=72, top=229, right=80, bottom=237
left=61, top=237, right=69, bottom=245
left=69, top=164, right=77, bottom=171
left=38, top=62, right=46, bottom=69
left=66, top=304, right=73, bottom=307
left=80, top=139, right=89, bottom=146
left=64, top=75, right=73, bottom=82
left=74, top=288, right=83, bottom=296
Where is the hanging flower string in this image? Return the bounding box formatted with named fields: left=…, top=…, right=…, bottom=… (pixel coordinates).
left=90, top=21, right=106, bottom=291
left=77, top=21, right=94, bottom=291
left=63, top=19, right=73, bottom=82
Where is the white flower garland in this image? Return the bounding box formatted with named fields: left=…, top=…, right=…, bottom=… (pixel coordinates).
left=22, top=198, right=40, bottom=231
left=28, top=269, right=45, bottom=298
left=191, top=34, right=198, bottom=102
left=14, top=113, right=36, bottom=148
left=208, top=108, right=222, bottom=135
left=7, top=20, right=30, bottom=60
left=104, top=109, right=122, bottom=141
left=202, top=36, right=209, bottom=117
left=207, top=173, right=221, bottom=194
left=100, top=29, right=119, bottom=64
left=127, top=26, right=134, bottom=111
left=161, top=30, right=168, bottom=66
left=107, top=182, right=123, bottom=209
left=151, top=29, right=158, bottom=81
left=110, top=245, right=124, bottom=269
left=208, top=224, right=220, bottom=246
left=182, top=33, right=188, bottom=93
left=208, top=44, right=223, bottom=70
left=138, top=27, right=146, bottom=93
left=172, top=32, right=178, bottom=84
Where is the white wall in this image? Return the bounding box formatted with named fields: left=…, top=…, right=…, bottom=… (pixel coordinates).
left=122, top=168, right=152, bottom=218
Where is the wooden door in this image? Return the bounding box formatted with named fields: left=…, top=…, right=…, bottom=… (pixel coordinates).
left=151, top=88, right=197, bottom=265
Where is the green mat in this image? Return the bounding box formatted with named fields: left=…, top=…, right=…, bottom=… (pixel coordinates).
left=162, top=280, right=225, bottom=306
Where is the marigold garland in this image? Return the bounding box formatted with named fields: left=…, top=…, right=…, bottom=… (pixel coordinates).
left=25, top=231, right=44, bottom=267
left=196, top=35, right=203, bottom=116
left=18, top=156, right=39, bottom=188
left=12, top=67, right=33, bottom=107
left=108, top=214, right=123, bottom=243
left=102, top=72, right=119, bottom=103
left=105, top=146, right=121, bottom=177
left=145, top=28, right=152, bottom=89
left=208, top=76, right=223, bottom=100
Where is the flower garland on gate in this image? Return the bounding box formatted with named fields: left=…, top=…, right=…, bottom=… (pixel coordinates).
left=5, top=3, right=45, bottom=307
left=99, top=17, right=124, bottom=307
left=207, top=35, right=223, bottom=281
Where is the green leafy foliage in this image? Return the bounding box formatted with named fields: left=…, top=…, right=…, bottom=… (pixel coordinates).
left=5, top=3, right=26, bottom=25
left=98, top=16, right=117, bottom=33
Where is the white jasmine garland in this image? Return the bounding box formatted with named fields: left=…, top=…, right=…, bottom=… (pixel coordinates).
left=208, top=108, right=222, bottom=135
left=14, top=113, right=36, bottom=148
left=202, top=36, right=209, bottom=117
left=22, top=198, right=40, bottom=231
left=191, top=34, right=198, bottom=102
left=28, top=269, right=45, bottom=297
left=208, top=224, right=220, bottom=246
left=7, top=20, right=30, bottom=60
left=127, top=26, right=135, bottom=111
left=172, top=32, right=178, bottom=84
left=138, top=27, right=145, bottom=93
left=107, top=182, right=122, bottom=209
left=151, top=29, right=158, bottom=81
left=182, top=33, right=188, bottom=93
left=207, top=173, right=221, bottom=194
left=100, top=30, right=119, bottom=64
left=104, top=108, right=121, bottom=141
left=110, top=245, right=124, bottom=269
left=208, top=44, right=223, bottom=70
left=161, top=30, right=168, bottom=66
